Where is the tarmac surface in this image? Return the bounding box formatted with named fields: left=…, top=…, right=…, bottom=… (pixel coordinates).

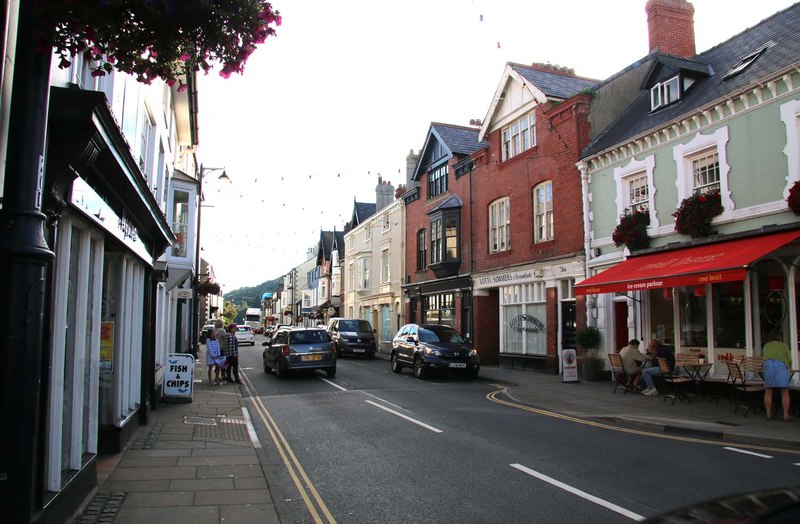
left=70, top=352, right=800, bottom=523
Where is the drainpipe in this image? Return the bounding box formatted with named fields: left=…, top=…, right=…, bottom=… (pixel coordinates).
left=577, top=160, right=592, bottom=324
left=0, top=2, right=56, bottom=520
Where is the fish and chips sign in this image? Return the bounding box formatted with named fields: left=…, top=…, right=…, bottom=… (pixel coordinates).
left=163, top=353, right=195, bottom=402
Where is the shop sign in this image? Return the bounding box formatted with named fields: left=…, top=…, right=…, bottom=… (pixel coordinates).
left=562, top=349, right=579, bottom=382
left=510, top=314, right=545, bottom=333
left=475, top=270, right=534, bottom=289
left=163, top=353, right=194, bottom=401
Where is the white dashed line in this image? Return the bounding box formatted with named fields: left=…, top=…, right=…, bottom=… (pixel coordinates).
left=365, top=400, right=443, bottom=433
left=723, top=447, right=773, bottom=459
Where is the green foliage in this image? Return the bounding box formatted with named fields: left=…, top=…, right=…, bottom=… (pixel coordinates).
left=673, top=191, right=723, bottom=238
left=612, top=208, right=650, bottom=250
left=222, top=300, right=238, bottom=323
left=224, top=277, right=281, bottom=308
left=576, top=326, right=601, bottom=350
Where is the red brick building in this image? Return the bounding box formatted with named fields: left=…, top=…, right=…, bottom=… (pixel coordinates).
left=403, top=63, right=597, bottom=370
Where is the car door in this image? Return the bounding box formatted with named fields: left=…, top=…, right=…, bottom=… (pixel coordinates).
left=398, top=325, right=417, bottom=364
left=268, top=330, right=288, bottom=367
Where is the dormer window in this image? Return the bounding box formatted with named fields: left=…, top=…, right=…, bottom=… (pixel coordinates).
left=650, top=75, right=680, bottom=111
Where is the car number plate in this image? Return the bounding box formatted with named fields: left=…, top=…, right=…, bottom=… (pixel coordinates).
left=353, top=348, right=365, bottom=353
left=302, top=354, right=322, bottom=361
left=449, top=363, right=467, bottom=368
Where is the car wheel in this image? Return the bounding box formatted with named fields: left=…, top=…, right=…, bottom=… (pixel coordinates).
left=467, top=369, right=479, bottom=380
left=413, top=357, right=426, bottom=379
left=367, top=351, right=375, bottom=360
left=390, top=353, right=403, bottom=373
left=263, top=356, right=272, bottom=373
left=326, top=366, right=336, bottom=378
left=276, top=360, right=288, bottom=380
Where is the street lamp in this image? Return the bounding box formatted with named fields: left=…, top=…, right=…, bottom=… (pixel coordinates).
left=192, top=164, right=228, bottom=358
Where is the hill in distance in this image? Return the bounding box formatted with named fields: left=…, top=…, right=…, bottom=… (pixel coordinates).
left=225, top=277, right=281, bottom=308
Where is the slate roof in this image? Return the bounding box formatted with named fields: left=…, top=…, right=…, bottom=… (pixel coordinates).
left=333, top=230, right=345, bottom=259
left=431, top=123, right=487, bottom=156
left=352, top=201, right=376, bottom=226
left=427, top=195, right=463, bottom=214
left=511, top=64, right=598, bottom=99
left=318, top=230, right=334, bottom=261
left=583, top=2, right=800, bottom=158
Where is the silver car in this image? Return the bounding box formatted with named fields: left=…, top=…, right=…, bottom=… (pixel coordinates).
left=234, top=325, right=255, bottom=346
left=262, top=327, right=336, bottom=379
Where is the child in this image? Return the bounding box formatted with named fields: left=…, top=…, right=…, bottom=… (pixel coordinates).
left=206, top=329, right=222, bottom=385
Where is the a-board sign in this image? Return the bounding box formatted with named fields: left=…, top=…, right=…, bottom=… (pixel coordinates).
left=562, top=348, right=579, bottom=383
left=163, top=353, right=194, bottom=401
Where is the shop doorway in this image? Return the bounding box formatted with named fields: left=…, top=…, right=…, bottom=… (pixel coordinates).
left=614, top=301, right=628, bottom=351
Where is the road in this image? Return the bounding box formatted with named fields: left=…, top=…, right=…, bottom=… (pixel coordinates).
left=234, top=334, right=800, bottom=523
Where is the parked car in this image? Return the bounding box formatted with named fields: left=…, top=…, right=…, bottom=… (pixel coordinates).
left=264, top=324, right=290, bottom=343
left=234, top=325, right=255, bottom=346
left=262, top=327, right=336, bottom=379
left=199, top=323, right=217, bottom=344
left=327, top=318, right=377, bottom=358
left=391, top=324, right=479, bottom=379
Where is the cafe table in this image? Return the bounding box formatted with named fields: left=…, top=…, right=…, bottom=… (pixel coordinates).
left=678, top=359, right=714, bottom=400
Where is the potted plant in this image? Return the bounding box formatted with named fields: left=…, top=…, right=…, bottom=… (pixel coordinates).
left=576, top=326, right=603, bottom=381
left=197, top=281, right=221, bottom=296
left=612, top=208, right=650, bottom=251
left=673, top=191, right=723, bottom=238
left=787, top=181, right=800, bottom=215
left=697, top=352, right=706, bottom=364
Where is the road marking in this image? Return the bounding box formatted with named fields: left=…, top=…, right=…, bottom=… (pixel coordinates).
left=240, top=370, right=336, bottom=523
left=486, top=388, right=800, bottom=455
left=365, top=400, right=443, bottom=433
left=510, top=463, right=645, bottom=521
left=723, top=447, right=773, bottom=458
left=319, top=377, right=347, bottom=391
left=240, top=407, right=262, bottom=448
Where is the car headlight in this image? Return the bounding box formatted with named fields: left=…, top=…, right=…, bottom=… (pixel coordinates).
left=469, top=349, right=478, bottom=357
left=424, top=347, right=443, bottom=357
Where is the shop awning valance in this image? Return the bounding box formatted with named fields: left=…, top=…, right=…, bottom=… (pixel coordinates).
left=574, top=230, right=800, bottom=296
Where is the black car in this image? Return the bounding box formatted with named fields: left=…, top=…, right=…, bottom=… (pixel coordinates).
left=390, top=323, right=479, bottom=379
left=262, top=327, right=336, bottom=379
left=327, top=318, right=377, bottom=358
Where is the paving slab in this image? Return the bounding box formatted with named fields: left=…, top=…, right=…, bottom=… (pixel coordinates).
left=113, top=505, right=219, bottom=524
left=121, top=491, right=195, bottom=508
left=220, top=503, right=282, bottom=523
left=177, top=455, right=260, bottom=467
left=194, top=488, right=272, bottom=505
left=109, top=466, right=197, bottom=481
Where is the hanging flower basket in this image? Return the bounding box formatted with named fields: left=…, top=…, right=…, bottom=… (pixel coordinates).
left=787, top=181, right=800, bottom=215
left=612, top=208, right=650, bottom=251
left=197, top=281, right=221, bottom=296
left=37, top=0, right=281, bottom=88
left=673, top=191, right=723, bottom=238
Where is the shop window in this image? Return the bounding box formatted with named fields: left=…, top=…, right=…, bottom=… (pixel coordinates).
left=501, top=283, right=546, bottom=355
left=424, top=293, right=455, bottom=327
left=712, top=281, right=745, bottom=350
left=678, top=285, right=708, bottom=348
left=648, top=288, right=675, bottom=345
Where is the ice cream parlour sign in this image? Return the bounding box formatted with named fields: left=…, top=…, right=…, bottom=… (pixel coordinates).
left=510, top=314, right=545, bottom=333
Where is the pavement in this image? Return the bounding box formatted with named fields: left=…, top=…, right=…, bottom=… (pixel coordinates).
left=70, top=352, right=800, bottom=523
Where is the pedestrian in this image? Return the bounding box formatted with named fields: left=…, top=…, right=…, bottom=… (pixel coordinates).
left=216, top=320, right=230, bottom=382
left=619, top=339, right=645, bottom=389
left=763, top=335, right=794, bottom=421
left=205, top=329, right=222, bottom=385
left=641, top=339, right=674, bottom=396
left=226, top=323, right=242, bottom=384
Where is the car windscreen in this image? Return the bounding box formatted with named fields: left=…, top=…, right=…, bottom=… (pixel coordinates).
left=418, top=326, right=465, bottom=344
left=237, top=327, right=251, bottom=333
left=289, top=330, right=329, bottom=344
left=338, top=320, right=372, bottom=332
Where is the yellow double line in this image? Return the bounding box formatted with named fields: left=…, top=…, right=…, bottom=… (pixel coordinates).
left=487, top=387, right=800, bottom=455
left=241, top=372, right=337, bottom=523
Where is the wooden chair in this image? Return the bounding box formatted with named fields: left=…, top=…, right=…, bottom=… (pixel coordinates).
left=725, top=361, right=765, bottom=417
left=657, top=357, right=693, bottom=405
left=609, top=353, right=637, bottom=395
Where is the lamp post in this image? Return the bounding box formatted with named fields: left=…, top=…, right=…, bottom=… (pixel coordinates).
left=192, top=165, right=228, bottom=358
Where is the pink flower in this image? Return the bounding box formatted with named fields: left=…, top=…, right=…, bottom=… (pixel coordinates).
left=180, top=53, right=191, bottom=62
left=91, top=69, right=106, bottom=77
left=58, top=58, right=72, bottom=69
left=177, top=83, right=188, bottom=92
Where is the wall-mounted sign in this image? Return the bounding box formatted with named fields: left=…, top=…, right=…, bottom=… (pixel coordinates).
left=100, top=321, right=114, bottom=371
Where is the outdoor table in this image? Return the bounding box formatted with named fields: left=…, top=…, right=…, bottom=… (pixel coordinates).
left=679, top=360, right=714, bottom=400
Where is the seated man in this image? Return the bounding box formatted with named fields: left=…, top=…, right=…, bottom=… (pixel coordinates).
left=641, top=339, right=674, bottom=396
left=619, top=339, right=644, bottom=388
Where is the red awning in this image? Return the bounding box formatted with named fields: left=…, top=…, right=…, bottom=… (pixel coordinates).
left=574, top=230, right=800, bottom=296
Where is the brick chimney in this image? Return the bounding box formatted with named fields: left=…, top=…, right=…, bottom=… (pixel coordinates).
left=645, top=0, right=696, bottom=58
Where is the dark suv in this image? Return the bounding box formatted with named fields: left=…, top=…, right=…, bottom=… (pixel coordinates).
left=327, top=318, right=377, bottom=358
left=391, top=324, right=479, bottom=379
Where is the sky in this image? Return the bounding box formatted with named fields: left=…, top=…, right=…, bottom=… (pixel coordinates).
left=196, top=0, right=797, bottom=293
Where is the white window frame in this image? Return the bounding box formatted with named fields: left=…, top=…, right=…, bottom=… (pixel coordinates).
left=381, top=248, right=390, bottom=283
left=357, top=257, right=371, bottom=290
left=47, top=215, right=103, bottom=491
left=614, top=155, right=659, bottom=229
left=347, top=261, right=354, bottom=291
left=533, top=182, right=554, bottom=243
left=489, top=197, right=510, bottom=253
left=780, top=99, right=800, bottom=197
left=650, top=75, right=680, bottom=111
left=673, top=126, right=732, bottom=214
left=501, top=111, right=536, bottom=161
left=382, top=215, right=390, bottom=232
